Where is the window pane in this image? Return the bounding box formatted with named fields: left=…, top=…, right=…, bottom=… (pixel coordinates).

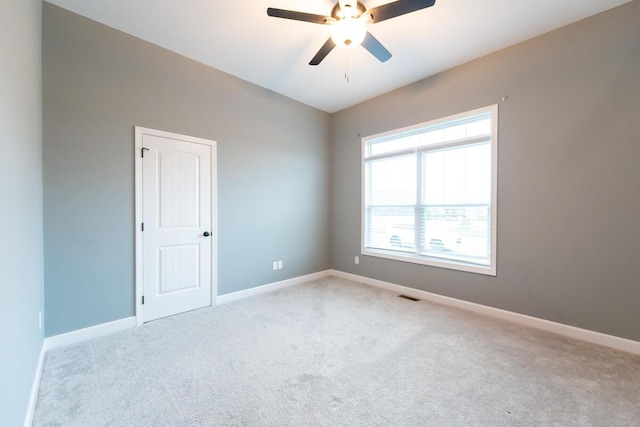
left=443, top=123, right=467, bottom=141
left=365, top=206, right=415, bottom=252
left=422, top=128, right=445, bottom=146
left=466, top=118, right=491, bottom=138
left=366, top=116, right=491, bottom=157
left=368, top=155, right=416, bottom=206
left=370, top=135, right=421, bottom=156
left=419, top=206, right=491, bottom=265
left=422, top=142, right=490, bottom=205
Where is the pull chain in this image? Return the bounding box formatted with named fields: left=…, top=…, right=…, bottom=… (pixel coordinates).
left=344, top=51, right=350, bottom=83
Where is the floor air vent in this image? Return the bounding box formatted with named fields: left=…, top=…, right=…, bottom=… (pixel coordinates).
left=398, top=295, right=420, bottom=302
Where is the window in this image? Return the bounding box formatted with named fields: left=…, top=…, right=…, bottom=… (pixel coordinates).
left=362, top=105, right=498, bottom=275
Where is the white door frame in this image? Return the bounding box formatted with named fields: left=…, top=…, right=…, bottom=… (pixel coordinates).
left=134, top=126, right=217, bottom=326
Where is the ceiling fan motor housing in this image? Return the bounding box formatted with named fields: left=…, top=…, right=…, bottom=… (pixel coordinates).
left=330, top=1, right=368, bottom=48
left=331, top=1, right=367, bottom=20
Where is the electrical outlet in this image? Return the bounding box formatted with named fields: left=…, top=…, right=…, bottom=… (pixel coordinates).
left=272, top=261, right=278, bottom=271
left=354, top=256, right=359, bottom=265
left=278, top=260, right=283, bottom=270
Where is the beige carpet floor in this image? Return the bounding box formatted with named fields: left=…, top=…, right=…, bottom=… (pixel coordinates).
left=33, top=276, right=640, bottom=426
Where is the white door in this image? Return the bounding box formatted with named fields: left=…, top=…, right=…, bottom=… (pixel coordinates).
left=136, top=127, right=216, bottom=323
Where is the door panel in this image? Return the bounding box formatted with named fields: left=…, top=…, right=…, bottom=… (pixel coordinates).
left=141, top=132, right=213, bottom=322
left=157, top=244, right=199, bottom=294
left=158, top=151, right=200, bottom=228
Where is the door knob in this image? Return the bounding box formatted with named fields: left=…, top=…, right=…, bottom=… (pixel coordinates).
left=203, top=231, right=210, bottom=237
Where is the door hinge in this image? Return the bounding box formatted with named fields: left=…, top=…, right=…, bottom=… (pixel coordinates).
left=142, top=296, right=145, bottom=305
left=141, top=147, right=149, bottom=157
left=141, top=222, right=144, bottom=231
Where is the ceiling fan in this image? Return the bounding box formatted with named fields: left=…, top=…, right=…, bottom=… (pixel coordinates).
left=266, top=0, right=436, bottom=65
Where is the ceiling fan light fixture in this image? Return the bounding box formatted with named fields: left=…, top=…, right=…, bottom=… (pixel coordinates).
left=267, top=0, right=436, bottom=65
left=331, top=17, right=366, bottom=48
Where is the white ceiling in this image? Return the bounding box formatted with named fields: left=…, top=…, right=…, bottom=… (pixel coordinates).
left=45, top=0, right=631, bottom=113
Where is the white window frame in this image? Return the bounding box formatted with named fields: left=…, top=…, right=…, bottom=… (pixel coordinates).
left=361, top=105, right=498, bottom=276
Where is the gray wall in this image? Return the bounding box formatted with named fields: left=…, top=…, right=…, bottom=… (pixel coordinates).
left=43, top=4, right=330, bottom=336
left=330, top=1, right=640, bottom=341
left=0, top=0, right=44, bottom=424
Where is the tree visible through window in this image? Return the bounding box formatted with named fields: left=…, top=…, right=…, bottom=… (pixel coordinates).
left=362, top=105, right=498, bottom=275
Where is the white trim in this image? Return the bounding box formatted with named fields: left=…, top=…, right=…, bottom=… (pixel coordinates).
left=210, top=141, right=218, bottom=308
left=43, top=316, right=136, bottom=351
left=361, top=249, right=494, bottom=276
left=134, top=127, right=144, bottom=326
left=134, top=126, right=218, bottom=325
left=360, top=104, right=498, bottom=277
left=23, top=343, right=46, bottom=427
left=34, top=271, right=640, bottom=356
left=216, top=270, right=331, bottom=305
left=360, top=105, right=497, bottom=142
left=328, top=270, right=640, bottom=356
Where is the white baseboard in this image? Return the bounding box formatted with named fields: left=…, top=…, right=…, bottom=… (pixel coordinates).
left=43, top=316, right=137, bottom=352
left=23, top=343, right=46, bottom=427
left=216, top=270, right=331, bottom=305
left=328, top=270, right=640, bottom=356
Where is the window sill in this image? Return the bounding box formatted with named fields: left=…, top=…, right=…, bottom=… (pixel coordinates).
left=361, top=248, right=496, bottom=276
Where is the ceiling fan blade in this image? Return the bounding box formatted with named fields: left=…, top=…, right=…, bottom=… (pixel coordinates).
left=309, top=38, right=336, bottom=65
left=368, top=0, right=436, bottom=24
left=267, top=8, right=331, bottom=24
left=362, top=32, right=392, bottom=62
